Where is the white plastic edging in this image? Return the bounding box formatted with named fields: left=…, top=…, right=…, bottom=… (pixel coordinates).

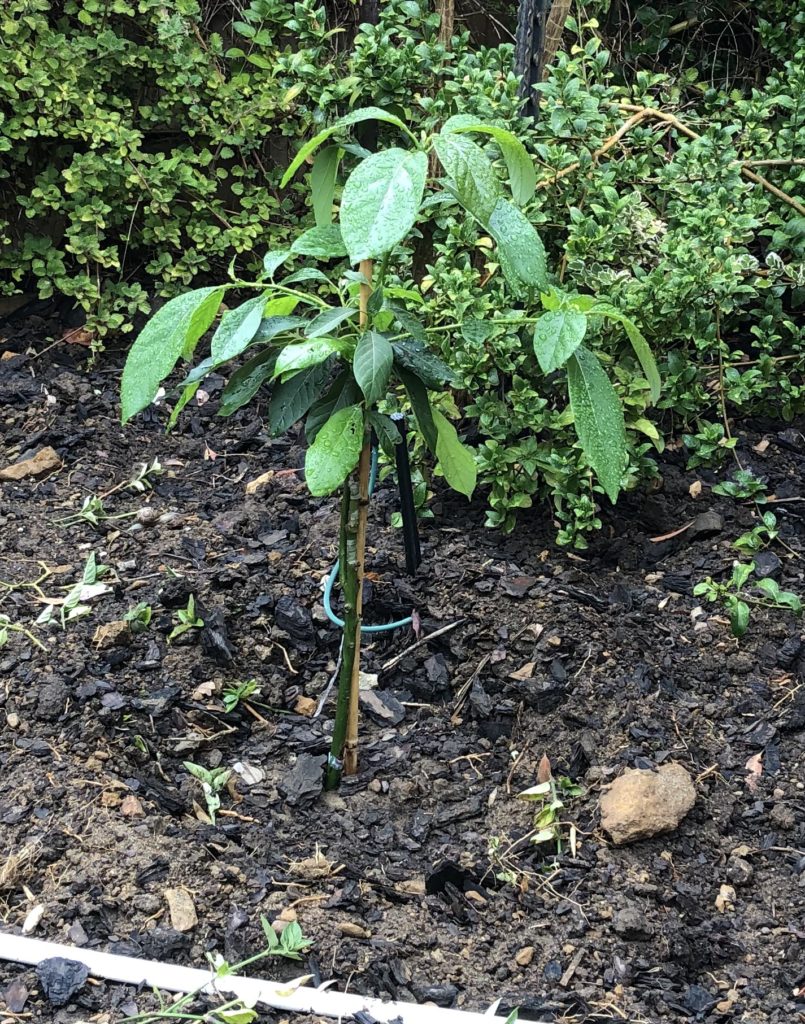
left=0, top=933, right=546, bottom=1023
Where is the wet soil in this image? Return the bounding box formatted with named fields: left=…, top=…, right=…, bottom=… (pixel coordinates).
left=0, top=332, right=804, bottom=1024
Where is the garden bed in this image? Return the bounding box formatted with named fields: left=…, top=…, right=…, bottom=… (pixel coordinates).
left=1, top=336, right=803, bottom=1023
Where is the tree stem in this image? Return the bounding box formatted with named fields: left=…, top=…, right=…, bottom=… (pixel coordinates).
left=324, top=258, right=373, bottom=788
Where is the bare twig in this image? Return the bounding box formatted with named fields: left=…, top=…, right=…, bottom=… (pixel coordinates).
left=380, top=618, right=465, bottom=673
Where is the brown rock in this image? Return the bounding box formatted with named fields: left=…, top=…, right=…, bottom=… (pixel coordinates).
left=164, top=888, right=198, bottom=932
left=336, top=921, right=371, bottom=939
left=515, top=946, right=535, bottom=967
left=294, top=695, right=317, bottom=716
left=93, top=620, right=131, bottom=649
left=600, top=763, right=696, bottom=845
left=0, top=446, right=61, bottom=481
left=121, top=794, right=145, bottom=817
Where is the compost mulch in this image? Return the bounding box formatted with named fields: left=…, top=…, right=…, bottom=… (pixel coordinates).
left=0, top=333, right=803, bottom=1024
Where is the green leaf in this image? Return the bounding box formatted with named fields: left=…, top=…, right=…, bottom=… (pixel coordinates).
left=305, top=370, right=361, bottom=442
left=273, top=338, right=342, bottom=380
left=432, top=409, right=476, bottom=498
left=488, top=200, right=547, bottom=294
left=368, top=411, right=402, bottom=454
left=264, top=295, right=300, bottom=317
left=305, top=405, right=365, bottom=496
left=305, top=306, right=357, bottom=338
left=341, top=149, right=428, bottom=263
left=566, top=345, right=627, bottom=503
left=533, top=309, right=587, bottom=373
left=263, top=250, right=290, bottom=278
left=167, top=381, right=200, bottom=430
left=269, top=362, right=331, bottom=435
left=589, top=303, right=661, bottom=404
left=121, top=286, right=225, bottom=422
left=253, top=315, right=305, bottom=344
left=392, top=337, right=454, bottom=388
left=291, top=224, right=348, bottom=260
left=755, top=577, right=781, bottom=600
left=729, top=599, right=750, bottom=637
left=211, top=292, right=267, bottom=364
left=442, top=117, right=536, bottom=206
left=353, top=330, right=393, bottom=405
left=461, top=319, right=493, bottom=345
left=776, top=591, right=803, bottom=612
left=389, top=304, right=428, bottom=343
left=433, top=133, right=500, bottom=224
left=283, top=267, right=335, bottom=287
left=398, top=366, right=437, bottom=453
left=310, top=145, right=341, bottom=227
left=281, top=107, right=416, bottom=187
left=218, top=349, right=277, bottom=417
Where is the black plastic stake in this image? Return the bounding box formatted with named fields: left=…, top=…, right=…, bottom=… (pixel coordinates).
left=390, top=413, right=421, bottom=575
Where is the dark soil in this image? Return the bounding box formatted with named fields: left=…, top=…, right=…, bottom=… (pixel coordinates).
left=1, top=331, right=804, bottom=1024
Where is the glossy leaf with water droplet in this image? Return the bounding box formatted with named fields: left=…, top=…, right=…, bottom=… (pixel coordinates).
left=533, top=309, right=587, bottom=373
left=566, top=345, right=626, bottom=503
left=488, top=199, right=547, bottom=295
left=305, top=405, right=365, bottom=496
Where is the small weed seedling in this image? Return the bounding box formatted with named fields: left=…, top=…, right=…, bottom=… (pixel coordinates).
left=694, top=560, right=802, bottom=636
left=259, top=916, right=314, bottom=960
left=713, top=468, right=767, bottom=501
left=734, top=511, right=780, bottom=554
left=183, top=762, right=230, bottom=824
left=122, top=920, right=313, bottom=1023
left=127, top=458, right=164, bottom=492
left=58, top=494, right=137, bottom=528
left=223, top=679, right=260, bottom=712
left=518, top=774, right=584, bottom=856
left=169, top=595, right=203, bottom=640
left=683, top=422, right=737, bottom=469
left=124, top=601, right=153, bottom=634
left=36, top=552, right=111, bottom=629
left=0, top=613, right=47, bottom=651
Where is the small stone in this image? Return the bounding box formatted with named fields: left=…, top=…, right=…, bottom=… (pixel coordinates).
left=337, top=921, right=371, bottom=939
left=412, top=982, right=458, bottom=1007
left=245, top=470, right=275, bottom=495
left=600, top=763, right=696, bottom=845
left=164, top=888, right=198, bottom=932
left=613, top=905, right=653, bottom=939
left=93, top=620, right=131, bottom=649
left=726, top=853, right=754, bottom=886
left=754, top=551, right=781, bottom=579
left=294, top=695, right=316, bottom=716
left=121, top=794, right=145, bottom=817
left=0, top=446, right=61, bottom=481
left=715, top=884, right=735, bottom=913
left=688, top=511, right=723, bottom=540
left=278, top=753, right=325, bottom=806
left=22, top=904, right=44, bottom=934
left=6, top=712, right=19, bottom=729
left=67, top=921, right=88, bottom=946
left=367, top=779, right=383, bottom=794
left=274, top=596, right=314, bottom=643
left=360, top=689, right=405, bottom=726
left=36, top=958, right=88, bottom=1007
left=3, top=978, right=28, bottom=1013
left=279, top=907, right=297, bottom=923
left=501, top=576, right=537, bottom=599
left=515, top=946, right=535, bottom=967
left=136, top=506, right=161, bottom=526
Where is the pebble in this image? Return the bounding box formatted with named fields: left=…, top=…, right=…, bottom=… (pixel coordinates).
left=6, top=712, right=19, bottom=729
left=600, top=762, right=696, bottom=844
left=36, top=958, right=89, bottom=1007
left=337, top=921, right=371, bottom=939
left=515, top=946, right=535, bottom=966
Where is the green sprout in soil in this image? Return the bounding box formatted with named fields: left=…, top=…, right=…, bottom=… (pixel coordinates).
left=734, top=511, right=780, bottom=554
left=184, top=762, right=230, bottom=824
left=125, top=601, right=153, bottom=634
left=122, top=920, right=313, bottom=1023
left=169, top=595, right=203, bottom=640
left=713, top=468, right=768, bottom=501
left=119, top=105, right=659, bottom=791
left=223, top=679, right=260, bottom=713
left=57, top=494, right=137, bottom=528
left=0, top=613, right=47, bottom=651
left=517, top=772, right=583, bottom=856
left=35, top=552, right=111, bottom=629
left=128, top=457, right=164, bottom=492
left=694, top=560, right=802, bottom=637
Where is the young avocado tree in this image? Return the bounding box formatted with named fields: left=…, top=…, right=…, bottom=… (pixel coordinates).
left=120, top=106, right=658, bottom=789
